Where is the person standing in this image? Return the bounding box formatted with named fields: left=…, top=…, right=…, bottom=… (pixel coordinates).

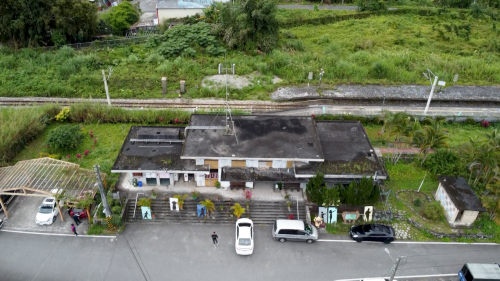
left=71, top=223, right=78, bottom=236
left=211, top=231, right=219, bottom=245
left=72, top=213, right=81, bottom=225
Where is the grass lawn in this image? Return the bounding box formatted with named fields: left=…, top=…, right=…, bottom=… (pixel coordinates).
left=13, top=123, right=135, bottom=175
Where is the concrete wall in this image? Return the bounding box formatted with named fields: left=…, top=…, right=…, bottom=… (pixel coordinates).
left=158, top=9, right=203, bottom=22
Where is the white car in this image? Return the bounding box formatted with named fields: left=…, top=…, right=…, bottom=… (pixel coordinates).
left=35, top=197, right=59, bottom=225
left=235, top=218, right=254, bottom=255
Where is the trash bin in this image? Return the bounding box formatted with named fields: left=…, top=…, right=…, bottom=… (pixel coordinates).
left=138, top=181, right=142, bottom=187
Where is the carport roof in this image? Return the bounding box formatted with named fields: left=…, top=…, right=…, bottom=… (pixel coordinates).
left=0, top=157, right=101, bottom=200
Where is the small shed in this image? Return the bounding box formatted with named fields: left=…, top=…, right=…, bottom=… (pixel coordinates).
left=435, top=176, right=486, bottom=227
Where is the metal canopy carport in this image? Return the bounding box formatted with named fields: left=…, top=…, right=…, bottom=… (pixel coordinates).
left=0, top=157, right=102, bottom=221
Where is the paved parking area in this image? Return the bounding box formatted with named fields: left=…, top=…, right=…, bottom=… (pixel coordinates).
left=0, top=196, right=89, bottom=235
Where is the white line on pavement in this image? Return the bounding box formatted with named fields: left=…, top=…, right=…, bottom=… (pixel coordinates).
left=1, top=229, right=117, bottom=239
left=317, top=239, right=498, bottom=245
left=336, top=273, right=457, bottom=281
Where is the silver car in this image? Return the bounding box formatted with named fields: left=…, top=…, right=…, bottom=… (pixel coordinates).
left=272, top=219, right=318, bottom=244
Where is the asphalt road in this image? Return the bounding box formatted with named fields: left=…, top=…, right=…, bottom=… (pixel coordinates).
left=1, top=224, right=499, bottom=281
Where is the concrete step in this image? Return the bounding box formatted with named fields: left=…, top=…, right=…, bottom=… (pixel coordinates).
left=126, top=199, right=307, bottom=225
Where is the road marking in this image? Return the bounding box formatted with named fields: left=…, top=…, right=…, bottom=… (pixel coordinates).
left=336, top=273, right=457, bottom=281
left=1, top=229, right=117, bottom=239
left=317, top=239, right=498, bottom=245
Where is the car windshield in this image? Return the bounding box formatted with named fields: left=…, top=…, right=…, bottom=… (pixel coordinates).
left=362, top=225, right=372, bottom=232
left=238, top=238, right=251, bottom=246
left=304, top=222, right=313, bottom=234
left=39, top=205, right=53, bottom=213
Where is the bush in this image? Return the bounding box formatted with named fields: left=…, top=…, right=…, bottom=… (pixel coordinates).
left=110, top=215, right=123, bottom=227
left=101, top=2, right=140, bottom=35
left=46, top=125, right=84, bottom=152
left=356, top=0, right=388, bottom=12
left=148, top=23, right=225, bottom=59
left=422, top=201, right=445, bottom=221
left=413, top=198, right=422, bottom=207
left=87, top=224, right=104, bottom=235
left=112, top=206, right=122, bottom=215
left=422, top=149, right=463, bottom=176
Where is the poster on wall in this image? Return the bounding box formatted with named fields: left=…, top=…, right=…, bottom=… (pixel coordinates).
left=327, top=206, right=337, bottom=224
left=141, top=206, right=152, bottom=219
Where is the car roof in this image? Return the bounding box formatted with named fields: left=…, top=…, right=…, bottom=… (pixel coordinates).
left=239, top=227, right=252, bottom=239
left=276, top=219, right=305, bottom=229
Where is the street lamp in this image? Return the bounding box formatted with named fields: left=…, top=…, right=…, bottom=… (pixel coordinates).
left=423, top=69, right=438, bottom=116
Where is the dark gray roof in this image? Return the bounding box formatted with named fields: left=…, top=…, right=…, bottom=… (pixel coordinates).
left=437, top=176, right=486, bottom=212
left=111, top=126, right=208, bottom=172
left=157, top=0, right=229, bottom=9
left=182, top=114, right=324, bottom=161
left=295, top=121, right=388, bottom=177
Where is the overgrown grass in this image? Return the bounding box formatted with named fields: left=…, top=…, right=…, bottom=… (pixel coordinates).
left=0, top=105, right=60, bottom=165
left=0, top=8, right=499, bottom=99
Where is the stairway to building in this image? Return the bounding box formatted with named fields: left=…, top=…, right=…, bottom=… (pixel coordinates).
left=125, top=199, right=307, bottom=225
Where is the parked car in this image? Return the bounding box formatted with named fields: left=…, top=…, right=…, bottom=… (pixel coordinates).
left=35, top=197, right=59, bottom=225
left=349, top=224, right=396, bottom=244
left=0, top=192, right=19, bottom=213
left=69, top=207, right=87, bottom=219
left=235, top=218, right=254, bottom=255
left=272, top=219, right=318, bottom=244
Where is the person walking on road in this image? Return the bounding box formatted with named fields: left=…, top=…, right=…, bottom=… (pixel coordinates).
left=71, top=223, right=78, bottom=236
left=72, top=213, right=81, bottom=225
left=212, top=231, right=219, bottom=245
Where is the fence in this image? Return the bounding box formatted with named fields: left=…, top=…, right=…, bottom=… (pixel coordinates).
left=35, top=35, right=155, bottom=51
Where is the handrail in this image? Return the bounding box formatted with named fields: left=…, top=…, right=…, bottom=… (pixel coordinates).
left=133, top=193, right=145, bottom=218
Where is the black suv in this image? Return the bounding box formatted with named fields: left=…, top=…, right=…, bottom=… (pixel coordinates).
left=349, top=224, right=396, bottom=244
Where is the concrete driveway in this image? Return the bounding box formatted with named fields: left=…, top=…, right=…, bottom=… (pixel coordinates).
left=0, top=196, right=89, bottom=235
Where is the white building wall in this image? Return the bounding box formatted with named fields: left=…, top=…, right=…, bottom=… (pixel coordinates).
left=461, top=210, right=479, bottom=224
left=158, top=9, right=203, bottom=22
left=272, top=160, right=287, bottom=168
left=435, top=184, right=459, bottom=222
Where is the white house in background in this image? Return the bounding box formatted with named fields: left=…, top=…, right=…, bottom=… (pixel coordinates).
left=157, top=0, right=230, bottom=22
left=435, top=176, right=486, bottom=227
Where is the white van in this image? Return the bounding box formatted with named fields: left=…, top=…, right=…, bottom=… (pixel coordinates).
left=272, top=219, right=318, bottom=244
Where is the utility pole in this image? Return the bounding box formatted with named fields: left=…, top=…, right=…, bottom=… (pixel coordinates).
left=102, top=67, right=113, bottom=106
left=389, top=257, right=402, bottom=281
left=94, top=164, right=111, bottom=218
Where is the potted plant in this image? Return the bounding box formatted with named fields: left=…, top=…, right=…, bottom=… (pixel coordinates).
left=151, top=188, right=158, bottom=199
left=284, top=192, right=290, bottom=200
left=286, top=201, right=292, bottom=212
left=199, top=199, right=215, bottom=217
left=246, top=201, right=250, bottom=211
left=191, top=190, right=200, bottom=200
left=215, top=181, right=221, bottom=189
left=230, top=203, right=245, bottom=219
left=243, top=190, right=252, bottom=200
left=173, top=194, right=188, bottom=210
left=219, top=205, right=224, bottom=211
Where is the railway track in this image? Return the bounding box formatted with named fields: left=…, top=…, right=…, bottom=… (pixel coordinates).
left=1, top=97, right=499, bottom=112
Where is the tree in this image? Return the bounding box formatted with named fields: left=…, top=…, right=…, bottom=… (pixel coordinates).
left=323, top=186, right=341, bottom=206
left=416, top=118, right=450, bottom=165
left=0, top=0, right=98, bottom=47
left=378, top=111, right=413, bottom=164
left=483, top=178, right=500, bottom=220
left=199, top=199, right=215, bottom=216
left=216, top=0, right=279, bottom=52
left=306, top=172, right=326, bottom=205
left=76, top=192, right=94, bottom=221
left=101, top=2, right=140, bottom=35
left=230, top=203, right=245, bottom=219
